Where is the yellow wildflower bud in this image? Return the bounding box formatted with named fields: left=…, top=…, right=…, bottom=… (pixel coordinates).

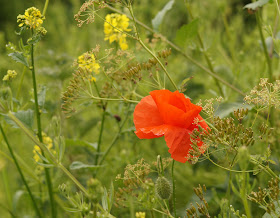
left=135, top=212, right=146, bottom=218
left=3, top=70, right=17, bottom=81
left=17, top=7, right=45, bottom=29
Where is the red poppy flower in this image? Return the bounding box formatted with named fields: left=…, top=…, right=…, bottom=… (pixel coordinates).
left=133, top=90, right=208, bottom=163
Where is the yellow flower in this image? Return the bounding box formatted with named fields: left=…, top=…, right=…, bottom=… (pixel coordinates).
left=17, top=7, right=45, bottom=29
left=104, top=13, right=131, bottom=50
left=78, top=52, right=100, bottom=82
left=33, top=133, right=56, bottom=174
left=135, top=212, right=146, bottom=218
left=3, top=70, right=17, bottom=81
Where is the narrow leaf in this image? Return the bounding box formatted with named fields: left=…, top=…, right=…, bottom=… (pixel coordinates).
left=152, top=0, right=175, bottom=31
left=69, top=161, right=103, bottom=170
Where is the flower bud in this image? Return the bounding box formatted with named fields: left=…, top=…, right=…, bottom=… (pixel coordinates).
left=155, top=176, right=172, bottom=200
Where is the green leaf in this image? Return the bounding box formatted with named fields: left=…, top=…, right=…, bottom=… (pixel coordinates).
left=27, top=34, right=41, bottom=45
left=8, top=52, right=29, bottom=67
left=152, top=0, right=175, bottom=31
left=5, top=110, right=34, bottom=129
left=65, top=138, right=97, bottom=150
left=175, top=18, right=199, bottom=47
left=214, top=103, right=253, bottom=118
left=69, top=161, right=103, bottom=170
left=243, top=0, right=272, bottom=10
left=38, top=86, right=47, bottom=108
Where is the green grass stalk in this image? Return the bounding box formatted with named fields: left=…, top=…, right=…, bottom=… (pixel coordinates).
left=0, top=124, right=42, bottom=218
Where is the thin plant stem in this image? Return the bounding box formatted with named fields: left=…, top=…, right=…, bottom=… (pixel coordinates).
left=16, top=66, right=27, bottom=99
left=256, top=11, right=273, bottom=82
left=0, top=123, right=42, bottom=218
left=7, top=111, right=90, bottom=197
left=106, top=4, right=245, bottom=96
left=93, top=81, right=106, bottom=166
left=42, top=0, right=49, bottom=16
left=2, top=169, right=12, bottom=211
left=98, top=106, right=130, bottom=166
left=171, top=159, right=177, bottom=218
left=30, top=30, right=56, bottom=218
left=241, top=172, right=251, bottom=218
left=185, top=2, right=224, bottom=97
left=275, top=0, right=280, bottom=18
left=127, top=4, right=178, bottom=91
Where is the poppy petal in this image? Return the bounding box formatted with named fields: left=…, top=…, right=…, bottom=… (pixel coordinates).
left=133, top=95, right=164, bottom=139
left=150, top=90, right=202, bottom=128
left=164, top=126, right=192, bottom=163
left=135, top=124, right=170, bottom=139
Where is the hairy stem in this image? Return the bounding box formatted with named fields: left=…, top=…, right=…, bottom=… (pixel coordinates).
left=171, top=160, right=177, bottom=218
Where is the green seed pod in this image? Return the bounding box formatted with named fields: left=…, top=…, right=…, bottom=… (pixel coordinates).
left=155, top=176, right=172, bottom=200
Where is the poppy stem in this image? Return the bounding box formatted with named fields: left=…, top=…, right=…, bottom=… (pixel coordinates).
left=171, top=159, right=177, bottom=218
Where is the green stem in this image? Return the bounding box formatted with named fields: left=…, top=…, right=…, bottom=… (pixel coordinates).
left=185, top=2, right=224, bottom=97
left=42, top=0, right=49, bottom=16
left=241, top=172, right=251, bottom=218
left=16, top=66, right=27, bottom=99
left=256, top=11, right=273, bottom=82
left=106, top=5, right=245, bottom=96
left=0, top=124, right=42, bottom=218
left=127, top=4, right=178, bottom=91
left=30, top=34, right=56, bottom=218
left=98, top=107, right=130, bottom=166
left=7, top=111, right=90, bottom=197
left=93, top=82, right=106, bottom=166
left=275, top=0, right=280, bottom=18
left=2, top=169, right=12, bottom=211
left=171, top=160, right=177, bottom=218
left=58, top=163, right=90, bottom=197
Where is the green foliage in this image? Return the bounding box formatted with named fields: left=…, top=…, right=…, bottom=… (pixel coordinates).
left=175, top=18, right=199, bottom=48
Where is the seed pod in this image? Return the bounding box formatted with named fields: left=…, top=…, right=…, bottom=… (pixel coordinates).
left=155, top=176, right=172, bottom=199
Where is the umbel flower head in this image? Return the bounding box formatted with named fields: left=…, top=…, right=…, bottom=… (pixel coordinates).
left=104, top=13, right=131, bottom=50
left=78, top=52, right=100, bottom=82
left=17, top=7, right=45, bottom=29
left=133, top=90, right=208, bottom=163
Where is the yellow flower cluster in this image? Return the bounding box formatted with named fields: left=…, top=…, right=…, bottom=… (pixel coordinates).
left=135, top=212, right=146, bottom=218
left=3, top=70, right=17, bottom=81
left=33, top=133, right=55, bottom=174
left=104, top=13, right=131, bottom=50
left=78, top=52, right=100, bottom=82
left=17, top=7, right=45, bottom=29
